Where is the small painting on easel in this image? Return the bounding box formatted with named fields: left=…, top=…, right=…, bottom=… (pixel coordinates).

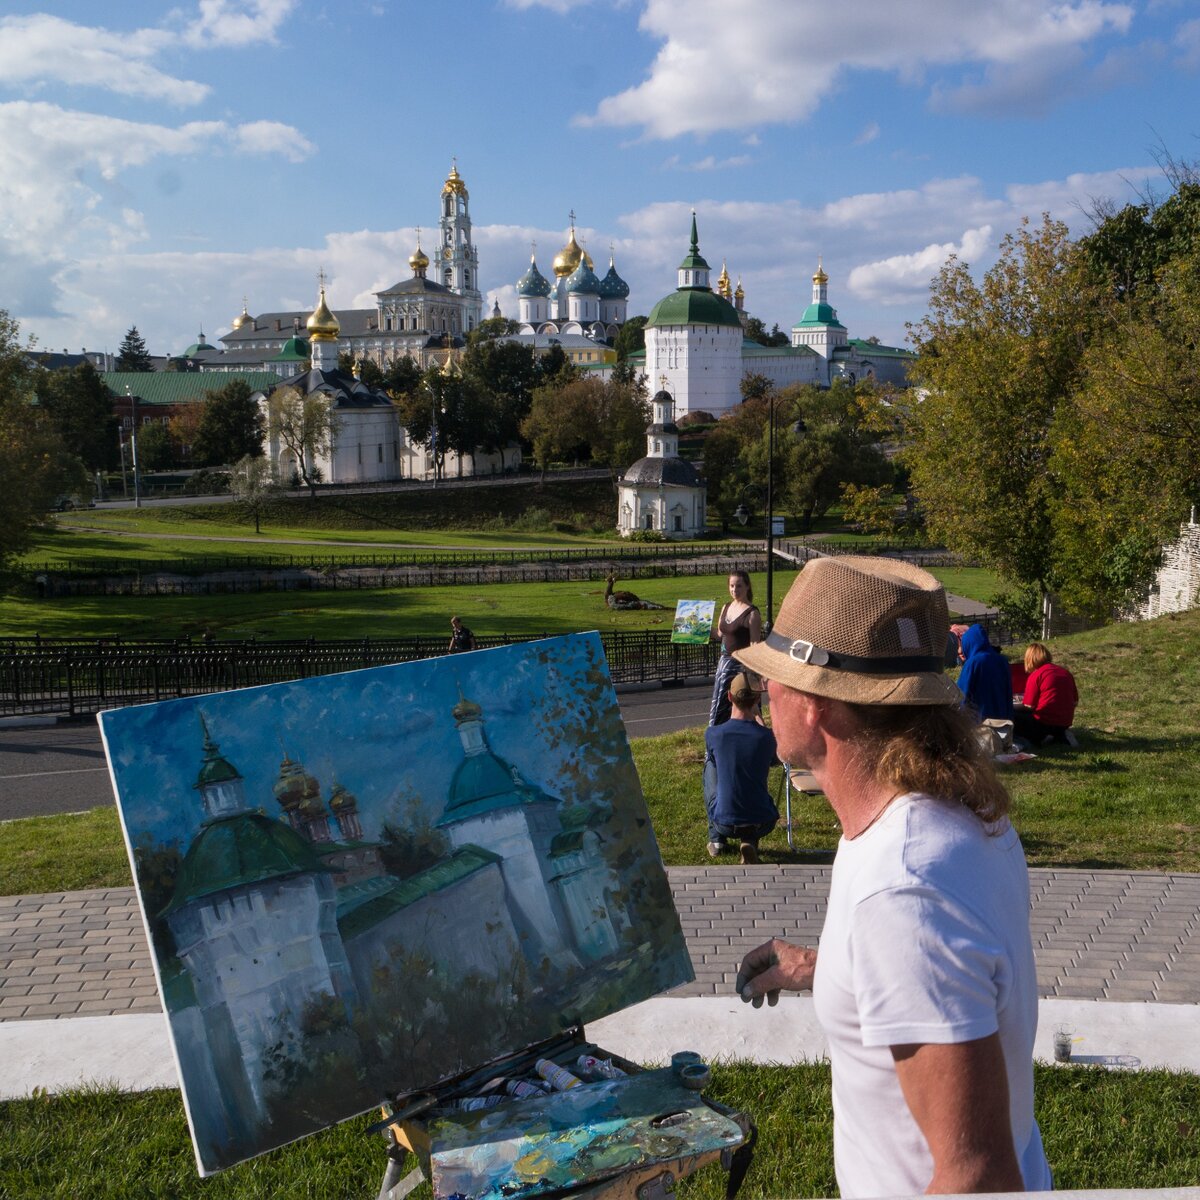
left=670, top=599, right=716, bottom=644
left=98, top=634, right=692, bottom=1175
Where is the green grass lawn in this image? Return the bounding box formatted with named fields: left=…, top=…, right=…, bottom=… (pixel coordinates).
left=927, top=565, right=1006, bottom=605
left=4, top=606, right=1200, bottom=891
left=0, top=568, right=796, bottom=640
left=2, top=1063, right=1197, bottom=1199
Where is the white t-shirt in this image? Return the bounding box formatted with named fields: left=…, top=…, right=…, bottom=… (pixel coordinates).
left=812, top=793, right=1052, bottom=1199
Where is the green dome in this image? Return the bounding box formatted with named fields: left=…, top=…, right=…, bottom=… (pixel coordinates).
left=272, top=336, right=311, bottom=361
left=566, top=256, right=602, bottom=295
left=162, top=812, right=329, bottom=915
left=794, top=302, right=844, bottom=328
left=516, top=257, right=552, bottom=298
left=647, top=288, right=742, bottom=329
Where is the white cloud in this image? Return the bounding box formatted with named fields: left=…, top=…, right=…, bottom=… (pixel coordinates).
left=503, top=0, right=597, bottom=10
left=854, top=122, right=881, bottom=146
left=184, top=0, right=297, bottom=48
left=1175, top=18, right=1200, bottom=69
left=848, top=227, right=995, bottom=306
left=0, top=14, right=206, bottom=105
left=576, top=0, right=1135, bottom=138
left=663, top=153, right=752, bottom=171
left=230, top=120, right=315, bottom=162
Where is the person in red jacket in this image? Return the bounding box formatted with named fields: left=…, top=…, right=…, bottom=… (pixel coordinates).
left=1014, top=643, right=1079, bottom=747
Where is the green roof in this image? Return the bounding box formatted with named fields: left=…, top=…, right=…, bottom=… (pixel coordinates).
left=677, top=212, right=710, bottom=272
left=101, top=371, right=281, bottom=406
left=161, top=812, right=331, bottom=915
left=272, top=337, right=310, bottom=362
left=337, top=845, right=501, bottom=939
left=740, top=340, right=817, bottom=358
left=845, top=339, right=914, bottom=359
left=439, top=751, right=551, bottom=824
left=793, top=302, right=845, bottom=329
left=647, top=288, right=742, bottom=329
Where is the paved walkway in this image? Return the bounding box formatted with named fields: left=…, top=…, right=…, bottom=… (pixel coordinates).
left=3, top=867, right=1198, bottom=1023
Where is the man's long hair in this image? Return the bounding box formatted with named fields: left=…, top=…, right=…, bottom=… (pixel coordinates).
left=843, top=701, right=1011, bottom=827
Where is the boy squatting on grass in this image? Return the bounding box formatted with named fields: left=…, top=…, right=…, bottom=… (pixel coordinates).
left=732, top=556, right=1052, bottom=1198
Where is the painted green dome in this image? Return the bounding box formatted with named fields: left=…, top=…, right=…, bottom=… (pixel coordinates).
left=161, top=812, right=330, bottom=915
left=647, top=288, right=742, bottom=329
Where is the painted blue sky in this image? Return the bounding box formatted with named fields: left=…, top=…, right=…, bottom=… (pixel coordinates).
left=4, top=1, right=1198, bottom=358
left=98, top=634, right=620, bottom=854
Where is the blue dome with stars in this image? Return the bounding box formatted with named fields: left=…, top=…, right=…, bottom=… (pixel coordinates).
left=566, top=255, right=602, bottom=295
left=516, top=255, right=552, bottom=298
left=598, top=256, right=630, bottom=299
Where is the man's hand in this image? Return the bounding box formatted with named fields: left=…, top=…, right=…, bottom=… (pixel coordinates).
left=735, top=938, right=817, bottom=1007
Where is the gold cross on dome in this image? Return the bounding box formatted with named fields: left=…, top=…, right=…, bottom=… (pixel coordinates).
left=317, top=266, right=327, bottom=290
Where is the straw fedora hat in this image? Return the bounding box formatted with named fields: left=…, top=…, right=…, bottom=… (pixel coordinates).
left=733, top=555, right=960, bottom=706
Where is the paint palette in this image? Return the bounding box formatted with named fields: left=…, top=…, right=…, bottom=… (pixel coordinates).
left=428, top=1068, right=746, bottom=1200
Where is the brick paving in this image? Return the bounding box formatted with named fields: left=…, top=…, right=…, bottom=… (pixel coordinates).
left=1, top=868, right=1198, bottom=1021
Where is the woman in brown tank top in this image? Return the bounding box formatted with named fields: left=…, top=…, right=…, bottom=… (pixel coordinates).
left=709, top=571, right=763, bottom=725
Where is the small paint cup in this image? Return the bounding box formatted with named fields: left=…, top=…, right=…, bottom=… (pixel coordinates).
left=679, top=1063, right=711, bottom=1091
left=671, top=1050, right=702, bottom=1074
left=1053, top=1024, right=1074, bottom=1063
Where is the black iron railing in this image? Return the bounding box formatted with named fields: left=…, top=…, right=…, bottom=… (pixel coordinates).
left=0, top=631, right=721, bottom=718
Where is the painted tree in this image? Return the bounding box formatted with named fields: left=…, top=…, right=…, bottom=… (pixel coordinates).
left=115, top=325, right=154, bottom=372
left=266, top=386, right=338, bottom=495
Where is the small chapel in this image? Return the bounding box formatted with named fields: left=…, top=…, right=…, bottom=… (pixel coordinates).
left=617, top=386, right=706, bottom=538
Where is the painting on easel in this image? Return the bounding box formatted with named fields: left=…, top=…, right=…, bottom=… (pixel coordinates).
left=670, top=599, right=716, bottom=644
left=98, top=634, right=692, bottom=1175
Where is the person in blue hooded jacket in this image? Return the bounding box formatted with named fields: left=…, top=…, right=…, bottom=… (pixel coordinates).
left=956, top=623, right=1014, bottom=722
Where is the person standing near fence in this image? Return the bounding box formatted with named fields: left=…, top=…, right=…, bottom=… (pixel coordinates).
left=708, top=571, right=763, bottom=726
left=448, top=616, right=477, bottom=653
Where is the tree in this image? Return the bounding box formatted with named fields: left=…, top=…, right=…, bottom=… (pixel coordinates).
left=266, top=386, right=338, bottom=495
left=192, top=379, right=265, bottom=466
left=904, top=216, right=1094, bottom=604
left=0, top=311, right=85, bottom=575
left=1052, top=257, right=1200, bottom=613
left=521, top=379, right=593, bottom=480
left=230, top=454, right=281, bottom=534
left=34, top=361, right=119, bottom=471
left=591, top=376, right=651, bottom=481
left=337, top=351, right=384, bottom=388
left=115, top=326, right=154, bottom=372
left=466, top=316, right=520, bottom=346
left=381, top=355, right=423, bottom=400
left=613, top=316, right=647, bottom=361
left=461, top=337, right=542, bottom=450
left=135, top=420, right=175, bottom=470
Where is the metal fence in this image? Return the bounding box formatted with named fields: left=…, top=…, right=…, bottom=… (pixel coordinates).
left=34, top=555, right=770, bottom=598
left=27, top=540, right=755, bottom=580
left=0, top=631, right=721, bottom=718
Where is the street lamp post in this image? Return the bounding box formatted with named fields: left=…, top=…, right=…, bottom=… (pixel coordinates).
left=127, top=387, right=142, bottom=509
left=766, top=394, right=776, bottom=633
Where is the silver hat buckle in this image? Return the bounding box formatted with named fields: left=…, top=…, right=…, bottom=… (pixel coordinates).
left=788, top=638, right=830, bottom=666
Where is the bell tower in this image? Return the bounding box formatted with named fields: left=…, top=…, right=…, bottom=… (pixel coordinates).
left=439, top=159, right=482, bottom=332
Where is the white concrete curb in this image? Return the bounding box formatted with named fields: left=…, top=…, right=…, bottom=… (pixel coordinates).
left=3, top=997, right=1198, bottom=1102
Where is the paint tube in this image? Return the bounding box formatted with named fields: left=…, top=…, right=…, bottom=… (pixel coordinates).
left=455, top=1095, right=505, bottom=1111
left=576, top=1054, right=627, bottom=1080
left=534, top=1058, right=582, bottom=1090
left=504, top=1079, right=549, bottom=1099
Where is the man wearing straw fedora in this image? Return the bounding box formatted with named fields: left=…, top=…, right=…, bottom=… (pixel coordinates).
left=733, top=556, right=1051, bottom=1198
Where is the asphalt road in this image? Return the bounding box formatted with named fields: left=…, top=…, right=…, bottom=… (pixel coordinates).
left=0, top=683, right=713, bottom=822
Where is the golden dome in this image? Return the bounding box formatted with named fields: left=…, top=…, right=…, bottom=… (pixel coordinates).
left=813, top=261, right=828, bottom=285
left=442, top=163, right=468, bottom=197
left=716, top=261, right=731, bottom=299
left=552, top=225, right=593, bottom=279
left=231, top=298, right=252, bottom=330
left=734, top=277, right=745, bottom=299
left=409, top=244, right=429, bottom=271
left=306, top=286, right=340, bottom=341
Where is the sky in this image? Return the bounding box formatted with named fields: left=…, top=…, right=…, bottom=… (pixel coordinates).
left=3, top=0, right=1199, bottom=360
left=98, top=633, right=620, bottom=853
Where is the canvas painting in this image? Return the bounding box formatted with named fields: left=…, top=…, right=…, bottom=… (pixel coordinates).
left=98, top=633, right=693, bottom=1176
left=670, top=600, right=716, bottom=644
